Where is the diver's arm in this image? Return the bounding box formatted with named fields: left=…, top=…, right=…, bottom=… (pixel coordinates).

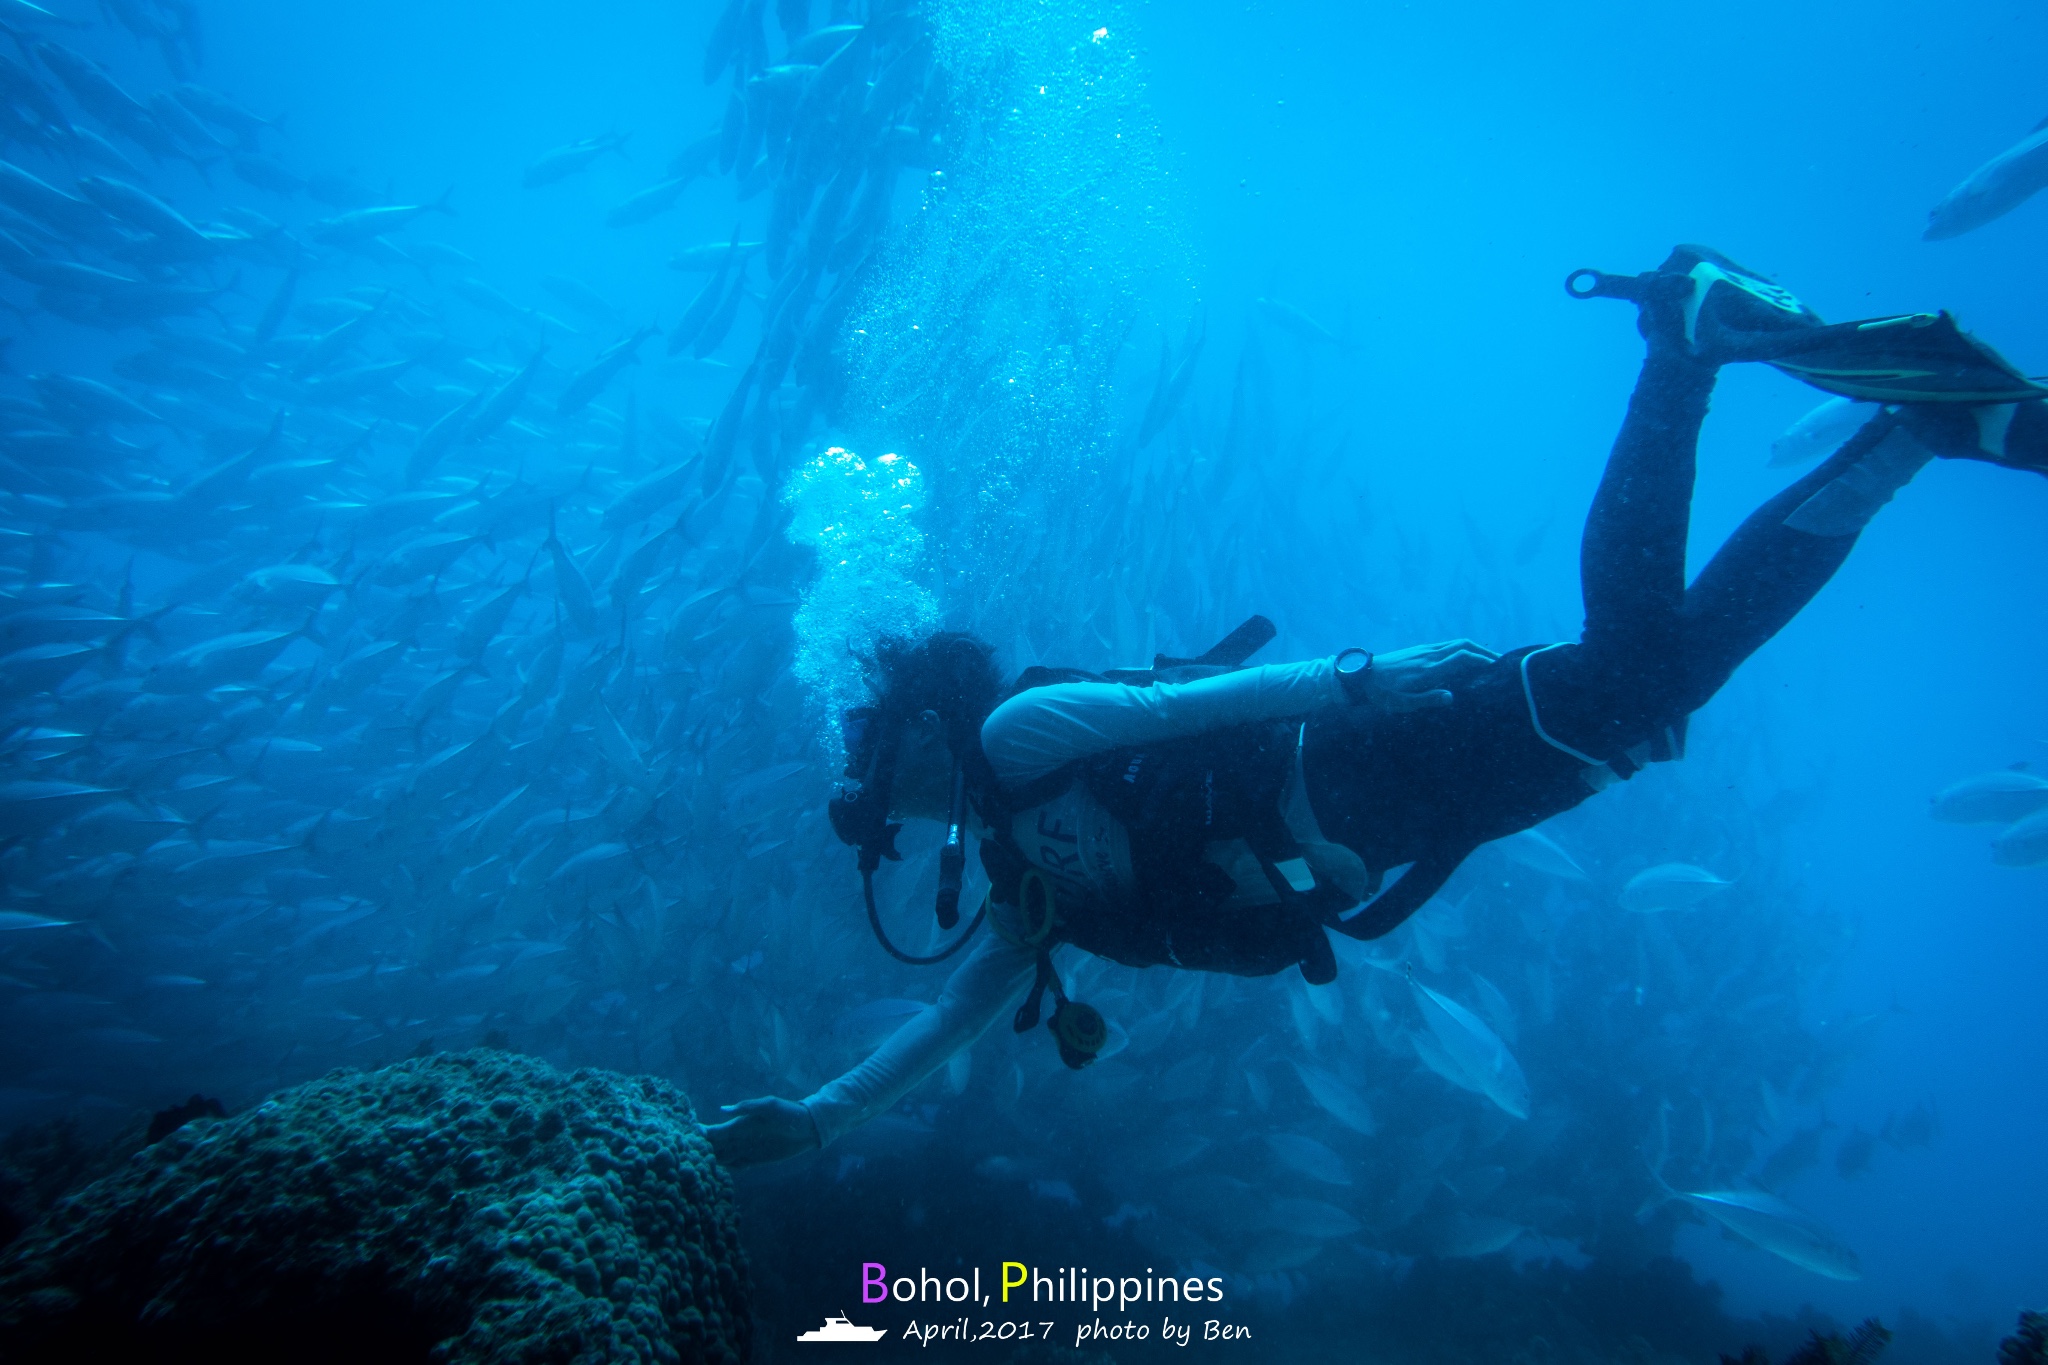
left=981, top=642, right=1499, bottom=785
left=982, top=659, right=1344, bottom=783
left=801, top=930, right=1041, bottom=1148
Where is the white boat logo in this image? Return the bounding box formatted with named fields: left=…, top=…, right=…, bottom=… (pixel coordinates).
left=797, top=1313, right=889, bottom=1343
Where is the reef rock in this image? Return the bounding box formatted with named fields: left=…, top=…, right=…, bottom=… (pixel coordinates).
left=2001, top=1311, right=2048, bottom=1365
left=0, top=1050, right=751, bottom=1364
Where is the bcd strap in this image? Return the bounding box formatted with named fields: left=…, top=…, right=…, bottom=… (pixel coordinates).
left=1230, top=757, right=1346, bottom=987
left=1325, top=846, right=1468, bottom=943
left=1012, top=951, right=1056, bottom=1033
left=1007, top=867, right=1067, bottom=1033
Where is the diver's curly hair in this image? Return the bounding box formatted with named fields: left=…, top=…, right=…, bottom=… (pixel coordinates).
left=862, top=632, right=1003, bottom=767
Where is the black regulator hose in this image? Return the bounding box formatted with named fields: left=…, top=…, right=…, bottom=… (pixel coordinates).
left=864, top=867, right=986, bottom=966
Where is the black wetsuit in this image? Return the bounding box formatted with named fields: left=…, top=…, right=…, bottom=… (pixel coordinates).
left=1306, top=353, right=1872, bottom=936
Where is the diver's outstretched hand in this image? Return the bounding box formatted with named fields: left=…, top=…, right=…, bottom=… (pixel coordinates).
left=704, top=1096, right=819, bottom=1168
left=1360, top=639, right=1501, bottom=711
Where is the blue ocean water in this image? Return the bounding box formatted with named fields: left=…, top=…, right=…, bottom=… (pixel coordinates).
left=0, top=0, right=2042, bottom=1358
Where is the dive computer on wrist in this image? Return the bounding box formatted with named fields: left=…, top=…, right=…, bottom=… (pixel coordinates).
left=1335, top=647, right=1374, bottom=705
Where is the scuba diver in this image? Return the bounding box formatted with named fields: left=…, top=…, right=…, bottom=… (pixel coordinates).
left=706, top=245, right=2048, bottom=1168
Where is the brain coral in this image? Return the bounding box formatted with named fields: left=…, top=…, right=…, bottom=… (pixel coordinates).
left=0, top=1049, right=751, bottom=1364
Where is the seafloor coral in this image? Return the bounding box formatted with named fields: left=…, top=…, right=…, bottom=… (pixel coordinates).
left=1999, top=1312, right=2048, bottom=1365
left=0, top=1112, right=141, bottom=1250
left=1726, top=1318, right=1893, bottom=1365
left=0, top=1050, right=751, bottom=1365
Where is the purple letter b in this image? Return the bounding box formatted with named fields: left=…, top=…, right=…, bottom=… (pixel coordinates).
left=862, top=1263, right=887, bottom=1303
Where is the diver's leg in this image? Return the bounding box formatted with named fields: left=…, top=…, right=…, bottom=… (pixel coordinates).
left=1574, top=352, right=1718, bottom=717
left=1575, top=243, right=1826, bottom=691
left=1672, top=394, right=2048, bottom=709
left=1671, top=412, right=1925, bottom=712
left=1534, top=245, right=1831, bottom=757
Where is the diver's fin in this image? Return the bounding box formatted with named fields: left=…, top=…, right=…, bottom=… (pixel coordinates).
left=1899, top=396, right=2048, bottom=477
left=1763, top=311, right=2048, bottom=404
left=1572, top=251, right=2048, bottom=403
left=1568, top=245, right=1823, bottom=365
left=1663, top=245, right=1823, bottom=361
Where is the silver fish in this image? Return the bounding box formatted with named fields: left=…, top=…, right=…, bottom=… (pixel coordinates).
left=1410, top=976, right=1530, bottom=1120
left=1930, top=769, right=2048, bottom=825
left=1619, top=863, right=1732, bottom=913
left=1926, top=118, right=2048, bottom=240
left=1671, top=1187, right=1861, bottom=1281
left=1770, top=397, right=1882, bottom=468
left=1291, top=1061, right=1376, bottom=1136
left=1497, top=827, right=1587, bottom=880
left=1992, top=806, right=2048, bottom=867
left=1263, top=1132, right=1351, bottom=1186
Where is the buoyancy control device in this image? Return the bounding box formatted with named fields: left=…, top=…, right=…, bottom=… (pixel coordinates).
left=833, top=615, right=1368, bottom=1069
